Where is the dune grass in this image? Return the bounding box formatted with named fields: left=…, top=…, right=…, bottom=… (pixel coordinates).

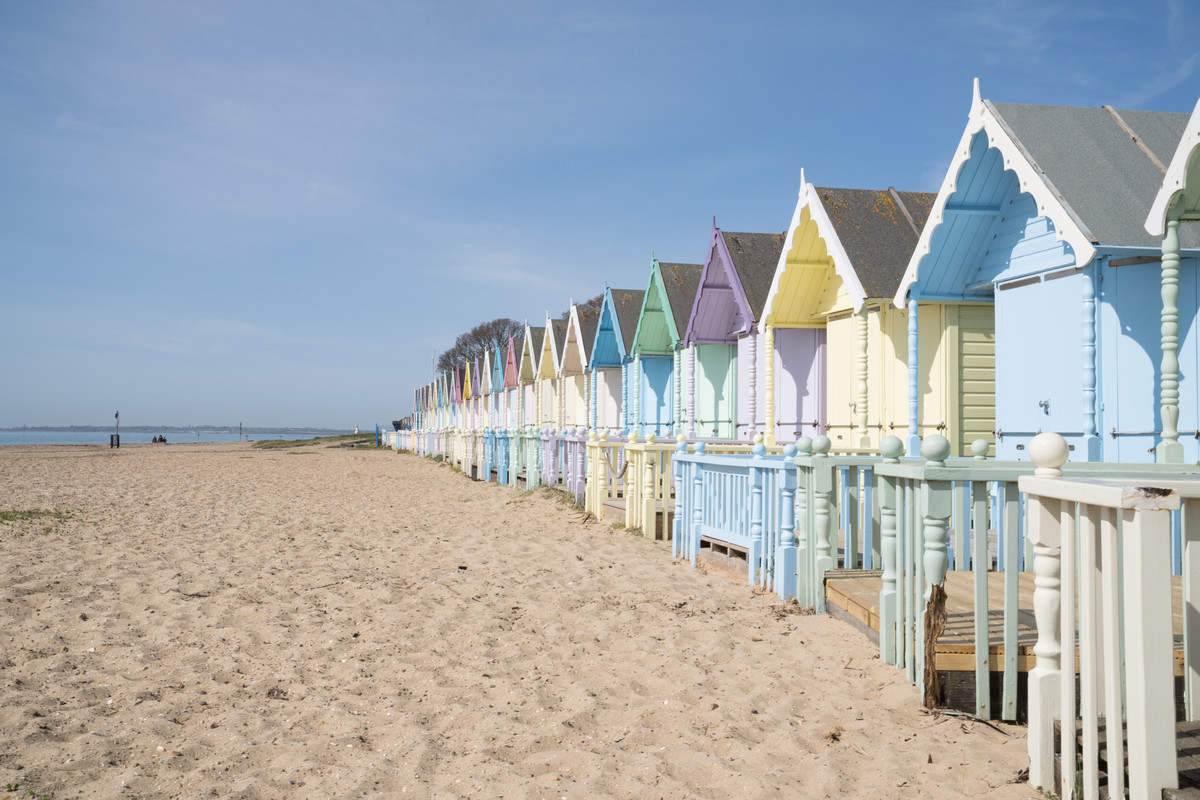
left=252, top=433, right=376, bottom=450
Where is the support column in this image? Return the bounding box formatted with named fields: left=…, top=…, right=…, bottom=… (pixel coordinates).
left=765, top=324, right=776, bottom=447
left=747, top=331, right=757, bottom=441
left=688, top=344, right=697, bottom=440
left=673, top=348, right=682, bottom=437
left=620, top=361, right=628, bottom=432
left=1082, top=259, right=1101, bottom=460
left=907, top=298, right=920, bottom=457
left=1159, top=219, right=1184, bottom=463
left=855, top=307, right=870, bottom=449
left=633, top=354, right=642, bottom=437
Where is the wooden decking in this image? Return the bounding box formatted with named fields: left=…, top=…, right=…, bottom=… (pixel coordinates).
left=824, top=569, right=1187, bottom=675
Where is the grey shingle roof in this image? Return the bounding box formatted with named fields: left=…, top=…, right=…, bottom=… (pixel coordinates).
left=720, top=231, right=786, bottom=320
left=528, top=326, right=545, bottom=363
left=990, top=101, right=1200, bottom=250
left=817, top=187, right=936, bottom=299
left=610, top=288, right=645, bottom=355
left=576, top=303, right=601, bottom=361
left=657, top=262, right=703, bottom=339
left=549, top=318, right=567, bottom=362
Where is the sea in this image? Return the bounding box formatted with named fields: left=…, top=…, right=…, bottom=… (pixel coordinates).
left=0, top=431, right=353, bottom=446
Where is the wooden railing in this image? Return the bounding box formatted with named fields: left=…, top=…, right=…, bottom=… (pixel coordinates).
left=1020, top=432, right=1200, bottom=800
left=673, top=440, right=798, bottom=593
left=585, top=431, right=628, bottom=517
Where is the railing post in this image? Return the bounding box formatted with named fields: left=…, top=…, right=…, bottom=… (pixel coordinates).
left=919, top=434, right=952, bottom=708
left=878, top=435, right=903, bottom=665
left=795, top=437, right=813, bottom=606
left=673, top=434, right=687, bottom=560
left=690, top=442, right=706, bottom=564
left=750, top=439, right=765, bottom=587
left=812, top=435, right=833, bottom=613
left=1026, top=433, right=1067, bottom=792
left=642, top=433, right=658, bottom=539
left=625, top=431, right=639, bottom=530
left=776, top=442, right=799, bottom=601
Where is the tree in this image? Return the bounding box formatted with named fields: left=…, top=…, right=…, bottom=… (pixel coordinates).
left=436, top=318, right=525, bottom=373
left=556, top=294, right=604, bottom=322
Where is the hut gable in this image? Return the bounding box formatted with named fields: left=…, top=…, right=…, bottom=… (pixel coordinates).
left=1147, top=97, right=1200, bottom=234
left=564, top=301, right=602, bottom=375
left=634, top=258, right=703, bottom=355
left=592, top=287, right=644, bottom=367
left=687, top=221, right=786, bottom=345
left=491, top=344, right=505, bottom=393
left=539, top=318, right=565, bottom=379
left=1142, top=97, right=1200, bottom=235
left=896, top=80, right=1199, bottom=305
left=761, top=174, right=933, bottom=329
left=505, top=333, right=521, bottom=388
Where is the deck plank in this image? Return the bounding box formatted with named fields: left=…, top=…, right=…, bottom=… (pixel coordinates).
left=823, top=570, right=1186, bottom=674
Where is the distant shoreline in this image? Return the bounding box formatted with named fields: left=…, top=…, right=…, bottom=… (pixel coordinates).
left=0, top=426, right=354, bottom=435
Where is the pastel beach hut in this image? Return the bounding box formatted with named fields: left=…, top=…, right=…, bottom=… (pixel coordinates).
left=519, top=324, right=545, bottom=427
left=504, top=332, right=522, bottom=428
left=589, top=287, right=646, bottom=431
left=1146, top=97, right=1200, bottom=462
left=683, top=222, right=786, bottom=441
left=561, top=300, right=602, bottom=430
left=630, top=258, right=703, bottom=437
left=895, top=80, right=1200, bottom=461
left=759, top=177, right=935, bottom=451
left=491, top=342, right=506, bottom=426
left=536, top=317, right=566, bottom=428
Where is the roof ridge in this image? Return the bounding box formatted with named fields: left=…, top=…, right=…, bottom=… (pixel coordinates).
left=1103, top=104, right=1168, bottom=175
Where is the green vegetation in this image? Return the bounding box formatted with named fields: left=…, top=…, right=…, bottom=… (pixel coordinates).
left=0, top=509, right=73, bottom=535
left=4, top=780, right=51, bottom=798
left=252, top=433, right=376, bottom=450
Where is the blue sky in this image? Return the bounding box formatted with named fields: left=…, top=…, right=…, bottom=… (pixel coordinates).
left=1, top=0, right=1197, bottom=428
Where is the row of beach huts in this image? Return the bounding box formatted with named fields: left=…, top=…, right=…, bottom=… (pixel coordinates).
left=388, top=83, right=1200, bottom=798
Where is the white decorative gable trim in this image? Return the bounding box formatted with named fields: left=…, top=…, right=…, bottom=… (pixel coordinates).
left=892, top=79, right=1097, bottom=307
left=1146, top=97, right=1200, bottom=236
left=757, top=169, right=862, bottom=333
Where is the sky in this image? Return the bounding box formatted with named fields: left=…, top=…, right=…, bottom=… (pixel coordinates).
left=2, top=1, right=1198, bottom=429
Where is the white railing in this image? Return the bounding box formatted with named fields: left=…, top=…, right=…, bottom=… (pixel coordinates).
left=1021, top=432, right=1199, bottom=800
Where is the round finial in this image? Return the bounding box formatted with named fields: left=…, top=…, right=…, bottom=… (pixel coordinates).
left=676, top=432, right=687, bottom=443
left=783, top=443, right=798, bottom=459
left=645, top=432, right=656, bottom=444
left=922, top=434, right=952, bottom=465
left=796, top=436, right=813, bottom=455
left=588, top=428, right=597, bottom=442
left=879, top=435, right=903, bottom=461
left=1029, top=432, right=1069, bottom=477
left=675, top=433, right=687, bottom=451
left=752, top=442, right=767, bottom=457
left=753, top=433, right=764, bottom=446
left=599, top=429, right=608, bottom=441
left=628, top=430, right=637, bottom=443
left=812, top=435, right=831, bottom=455
left=694, top=441, right=706, bottom=454
left=971, top=439, right=990, bottom=460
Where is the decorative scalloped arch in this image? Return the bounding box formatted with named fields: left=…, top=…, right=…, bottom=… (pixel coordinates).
left=893, top=80, right=1097, bottom=307
left=1146, top=97, right=1200, bottom=236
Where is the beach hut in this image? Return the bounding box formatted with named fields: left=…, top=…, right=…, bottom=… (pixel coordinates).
left=491, top=342, right=505, bottom=425
left=630, top=258, right=703, bottom=437
left=684, top=222, right=785, bottom=440
left=760, top=176, right=935, bottom=451
left=504, top=333, right=521, bottom=428
left=1146, top=97, right=1200, bottom=462
left=895, top=81, right=1200, bottom=460
left=589, top=287, right=646, bottom=431
left=536, top=317, right=566, bottom=428
left=561, top=300, right=602, bottom=430
left=519, top=325, right=545, bottom=427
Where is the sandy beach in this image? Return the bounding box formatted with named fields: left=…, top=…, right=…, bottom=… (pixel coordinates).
left=1, top=442, right=1036, bottom=799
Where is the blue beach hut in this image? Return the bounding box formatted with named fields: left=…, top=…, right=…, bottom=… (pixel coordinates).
left=895, top=81, right=1200, bottom=461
